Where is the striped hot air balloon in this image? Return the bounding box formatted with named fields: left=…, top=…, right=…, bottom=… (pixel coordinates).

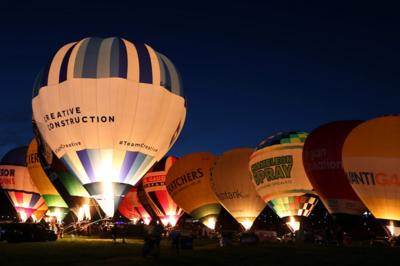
left=249, top=132, right=318, bottom=232
left=0, top=147, right=46, bottom=222
left=27, top=139, right=69, bottom=222
left=142, top=156, right=184, bottom=227
left=32, top=37, right=186, bottom=217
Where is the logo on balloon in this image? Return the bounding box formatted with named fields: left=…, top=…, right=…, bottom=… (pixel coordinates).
left=26, top=152, right=39, bottom=165
left=347, top=171, right=400, bottom=186
left=0, top=168, right=16, bottom=185
left=167, top=168, right=204, bottom=194
left=0, top=168, right=15, bottom=177
left=43, top=106, right=115, bottom=131
left=251, top=155, right=293, bottom=186
left=215, top=190, right=245, bottom=200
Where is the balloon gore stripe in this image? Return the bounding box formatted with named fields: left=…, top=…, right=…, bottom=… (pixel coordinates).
left=32, top=37, right=184, bottom=98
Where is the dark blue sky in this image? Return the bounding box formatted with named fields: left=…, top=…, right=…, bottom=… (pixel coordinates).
left=0, top=1, right=399, bottom=158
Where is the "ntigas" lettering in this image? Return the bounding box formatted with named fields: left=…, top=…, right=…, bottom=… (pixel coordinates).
left=347, top=171, right=400, bottom=186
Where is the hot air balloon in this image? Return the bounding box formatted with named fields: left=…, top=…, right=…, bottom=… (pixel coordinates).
left=303, top=121, right=367, bottom=231
left=27, top=139, right=69, bottom=222
left=118, top=187, right=151, bottom=225
left=249, top=132, right=318, bottom=232
left=210, top=148, right=265, bottom=230
left=142, top=156, right=184, bottom=227
left=32, top=37, right=186, bottom=217
left=342, top=115, right=400, bottom=237
left=0, top=147, right=46, bottom=222
left=166, top=152, right=221, bottom=229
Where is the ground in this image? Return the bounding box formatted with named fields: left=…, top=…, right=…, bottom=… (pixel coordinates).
left=0, top=237, right=398, bottom=266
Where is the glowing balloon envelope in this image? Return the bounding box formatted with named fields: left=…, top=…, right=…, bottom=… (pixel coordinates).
left=32, top=37, right=186, bottom=217
left=249, top=132, right=318, bottom=229
left=27, top=139, right=69, bottom=222
left=210, top=148, right=266, bottom=230
left=268, top=195, right=318, bottom=226
left=342, top=115, right=400, bottom=236
left=31, top=203, right=49, bottom=222
left=0, top=147, right=46, bottom=222
left=118, top=187, right=151, bottom=225
left=303, top=121, right=366, bottom=216
left=166, top=152, right=221, bottom=229
left=142, top=156, right=184, bottom=227
left=37, top=143, right=94, bottom=221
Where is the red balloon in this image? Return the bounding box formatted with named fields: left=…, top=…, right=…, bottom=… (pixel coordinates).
left=303, top=121, right=366, bottom=216
left=118, top=187, right=151, bottom=224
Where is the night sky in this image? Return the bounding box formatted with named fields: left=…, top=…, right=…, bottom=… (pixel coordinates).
left=0, top=1, right=399, bottom=159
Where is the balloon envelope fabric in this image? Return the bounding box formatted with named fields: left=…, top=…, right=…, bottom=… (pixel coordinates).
left=166, top=152, right=221, bottom=229
left=268, top=195, right=318, bottom=218
left=342, top=115, right=400, bottom=222
left=249, top=131, right=314, bottom=203
left=32, top=37, right=186, bottom=217
left=302, top=121, right=366, bottom=216
left=210, top=148, right=266, bottom=230
left=142, top=156, right=183, bottom=227
left=27, top=139, right=69, bottom=221
left=118, top=186, right=151, bottom=224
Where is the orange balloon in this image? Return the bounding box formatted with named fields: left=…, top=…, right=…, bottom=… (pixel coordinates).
left=166, top=152, right=221, bottom=229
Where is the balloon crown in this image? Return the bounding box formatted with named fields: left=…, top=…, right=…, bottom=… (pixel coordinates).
left=32, top=37, right=184, bottom=98
left=255, top=131, right=308, bottom=150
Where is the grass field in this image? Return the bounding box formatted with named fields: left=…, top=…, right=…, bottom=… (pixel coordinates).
left=0, top=237, right=399, bottom=266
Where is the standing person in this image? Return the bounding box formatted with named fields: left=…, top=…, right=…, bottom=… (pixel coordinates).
left=111, top=224, right=117, bottom=244
left=121, top=224, right=126, bottom=244
left=143, top=221, right=155, bottom=257
left=152, top=222, right=164, bottom=258
left=170, top=228, right=181, bottom=253
left=59, top=223, right=64, bottom=239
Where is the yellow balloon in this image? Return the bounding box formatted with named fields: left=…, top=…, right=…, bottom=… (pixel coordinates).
left=210, top=148, right=265, bottom=230
left=166, top=152, right=221, bottom=229
left=342, top=115, right=400, bottom=222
